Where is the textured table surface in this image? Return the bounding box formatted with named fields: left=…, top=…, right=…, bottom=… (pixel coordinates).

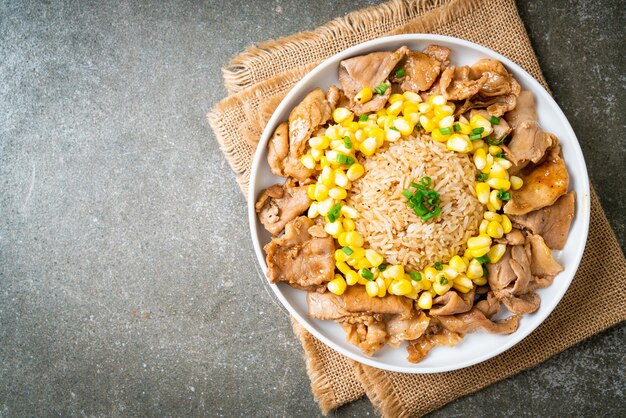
left=1, top=1, right=624, bottom=416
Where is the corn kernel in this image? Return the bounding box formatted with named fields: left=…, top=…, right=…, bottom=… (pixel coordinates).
left=345, top=231, right=364, bottom=247
left=484, top=211, right=502, bottom=222
left=424, top=267, right=438, bottom=282
left=340, top=205, right=359, bottom=219
left=487, top=221, right=504, bottom=238
left=454, top=275, right=473, bottom=291
left=418, top=102, right=432, bottom=113
left=320, top=166, right=335, bottom=187
left=360, top=137, right=378, bottom=156
left=468, top=234, right=492, bottom=249
left=334, top=170, right=350, bottom=188
left=429, top=94, right=446, bottom=106
left=376, top=278, right=387, bottom=297
left=434, top=105, right=454, bottom=118
left=317, top=197, right=334, bottom=216
left=342, top=218, right=356, bottom=232
left=472, top=139, right=486, bottom=150
left=365, top=249, right=384, bottom=267
left=449, top=255, right=466, bottom=273
left=488, top=243, right=507, bottom=264
left=338, top=232, right=348, bottom=247
left=439, top=115, right=455, bottom=128
left=511, top=175, right=524, bottom=190
left=473, top=276, right=488, bottom=286
left=346, top=163, right=365, bottom=181
left=417, top=291, right=433, bottom=309
left=476, top=182, right=490, bottom=205
left=393, top=118, right=413, bottom=136
left=443, top=267, right=459, bottom=281
left=364, top=280, right=378, bottom=297
left=390, top=279, right=412, bottom=296
left=489, top=189, right=503, bottom=211
left=309, top=136, right=329, bottom=150
left=383, top=127, right=400, bottom=142
left=402, top=103, right=419, bottom=116
left=345, top=270, right=360, bottom=286
left=336, top=261, right=351, bottom=275
left=470, top=114, right=493, bottom=137
left=382, top=265, right=404, bottom=280
left=419, top=276, right=432, bottom=290
left=334, top=249, right=347, bottom=262
left=355, top=87, right=373, bottom=104
left=300, top=154, right=315, bottom=169
left=329, top=186, right=347, bottom=200
left=325, top=221, right=343, bottom=237
left=431, top=128, right=449, bottom=143
left=307, top=202, right=319, bottom=218
left=356, top=260, right=370, bottom=271
left=333, top=108, right=353, bottom=124
left=479, top=219, right=489, bottom=235
left=328, top=275, right=347, bottom=295
left=306, top=184, right=316, bottom=200
left=349, top=247, right=365, bottom=261
left=311, top=148, right=324, bottom=161
left=447, top=134, right=473, bottom=153
left=469, top=246, right=490, bottom=258
left=501, top=215, right=513, bottom=234
left=387, top=100, right=404, bottom=116
left=474, top=148, right=487, bottom=170
left=467, top=259, right=483, bottom=279
left=496, top=158, right=513, bottom=169
left=314, top=183, right=328, bottom=201
left=403, top=91, right=422, bottom=102
left=433, top=280, right=451, bottom=295
left=419, top=115, right=436, bottom=132
left=487, top=175, right=509, bottom=190
left=489, top=162, right=508, bottom=179
left=488, top=145, right=502, bottom=156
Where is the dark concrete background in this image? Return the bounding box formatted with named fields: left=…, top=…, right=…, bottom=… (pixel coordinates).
left=0, top=0, right=624, bottom=417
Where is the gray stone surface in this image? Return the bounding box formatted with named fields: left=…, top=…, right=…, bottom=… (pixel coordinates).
left=0, top=0, right=623, bottom=417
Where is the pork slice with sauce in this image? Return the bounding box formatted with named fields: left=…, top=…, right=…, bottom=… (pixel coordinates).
left=386, top=311, right=431, bottom=348
left=341, top=319, right=387, bottom=356
left=306, top=291, right=350, bottom=320
left=429, top=288, right=475, bottom=316
left=342, top=285, right=414, bottom=319
left=255, top=183, right=311, bottom=235
left=400, top=50, right=443, bottom=92
left=440, top=65, right=488, bottom=101
left=288, top=88, right=332, bottom=159
left=406, top=320, right=463, bottom=363
left=527, top=234, right=564, bottom=277
left=436, top=307, right=520, bottom=335
left=264, top=217, right=335, bottom=288
left=267, top=121, right=315, bottom=181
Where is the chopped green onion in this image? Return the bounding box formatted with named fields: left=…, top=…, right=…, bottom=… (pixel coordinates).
left=374, top=82, right=389, bottom=95
left=389, top=126, right=399, bottom=131
left=482, top=265, right=489, bottom=277
left=421, top=177, right=432, bottom=186
left=434, top=261, right=443, bottom=270
left=343, top=136, right=352, bottom=149
left=472, top=127, right=485, bottom=135
left=453, top=123, right=461, bottom=132
left=402, top=190, right=413, bottom=199
left=487, top=134, right=507, bottom=145
left=327, top=203, right=342, bottom=223
left=469, top=133, right=482, bottom=141
left=341, top=246, right=353, bottom=256
left=497, top=189, right=511, bottom=201
left=359, top=114, right=368, bottom=122
left=403, top=177, right=441, bottom=222
left=336, top=154, right=355, bottom=165
left=476, top=173, right=488, bottom=181
left=439, top=127, right=452, bottom=135
left=439, top=276, right=449, bottom=285
left=410, top=271, right=422, bottom=282
left=476, top=255, right=490, bottom=264
left=490, top=116, right=500, bottom=125
left=361, top=268, right=374, bottom=281
left=378, top=264, right=388, bottom=272
left=496, top=153, right=505, bottom=159
left=395, top=68, right=405, bottom=78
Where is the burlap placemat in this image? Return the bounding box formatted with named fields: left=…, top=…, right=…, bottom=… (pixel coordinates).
left=207, top=0, right=626, bottom=415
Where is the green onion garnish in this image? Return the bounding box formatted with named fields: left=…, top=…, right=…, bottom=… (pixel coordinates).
left=469, top=133, right=482, bottom=141
left=410, top=271, right=422, bottom=282
left=359, top=114, right=368, bottom=122
left=496, top=153, right=505, bottom=159
left=395, top=68, right=405, bottom=78
left=327, top=203, right=342, bottom=223
left=476, top=255, right=490, bottom=264
left=374, top=82, right=388, bottom=95
left=497, top=189, right=511, bottom=201
left=490, top=116, right=500, bottom=125
left=453, top=123, right=461, bottom=132
left=482, top=265, right=489, bottom=277
left=476, top=173, right=488, bottom=181
left=439, top=276, right=449, bottom=285
left=336, top=154, right=355, bottom=166
left=343, top=136, right=352, bottom=149
left=341, top=246, right=353, bottom=256
left=434, top=261, right=443, bottom=270
left=472, top=127, right=485, bottom=135
left=378, top=264, right=387, bottom=272
left=361, top=268, right=374, bottom=281
left=487, top=134, right=507, bottom=145
left=389, top=126, right=399, bottom=131
left=403, top=177, right=441, bottom=222
left=421, top=177, right=432, bottom=186
left=439, top=127, right=452, bottom=135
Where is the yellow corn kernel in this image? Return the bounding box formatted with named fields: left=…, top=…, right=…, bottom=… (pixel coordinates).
left=328, top=186, right=347, bottom=200
left=384, top=127, right=401, bottom=142
left=449, top=255, right=466, bottom=273
left=511, top=175, right=524, bottom=190
left=476, top=182, right=490, bottom=205
left=307, top=202, right=319, bottom=218
left=382, top=265, right=404, bottom=280
left=484, top=211, right=502, bottom=223
left=317, top=197, right=334, bottom=216
left=496, top=158, right=513, bottom=169
left=467, top=259, right=483, bottom=279
left=325, top=125, right=340, bottom=140
left=447, top=134, right=473, bottom=153
left=443, top=267, right=458, bottom=281
left=345, top=231, right=364, bottom=248
left=469, top=114, right=493, bottom=137
left=487, top=177, right=511, bottom=191
left=388, top=93, right=405, bottom=104
left=314, top=183, right=329, bottom=201
left=501, top=215, right=513, bottom=234
left=424, top=267, right=438, bottom=282
left=306, top=184, right=316, bottom=200
left=486, top=202, right=498, bottom=212
left=429, top=94, right=446, bottom=106
left=309, top=136, right=329, bottom=150
left=454, top=275, right=473, bottom=291
left=431, top=128, right=449, bottom=143
left=433, top=278, right=452, bottom=295
left=469, top=246, right=490, bottom=258
left=342, top=218, right=356, bottom=232
left=464, top=248, right=472, bottom=259
left=404, top=112, right=420, bottom=126
left=488, top=145, right=502, bottom=156
left=434, top=105, right=454, bottom=118
left=345, top=270, right=360, bottom=286
left=311, top=148, right=324, bottom=161
left=376, top=278, right=387, bottom=297
left=468, top=234, right=492, bottom=250
left=472, top=139, right=486, bottom=150
left=457, top=122, right=472, bottom=135
left=365, top=249, right=384, bottom=267
left=401, top=91, right=420, bottom=102
left=334, top=248, right=348, bottom=262
left=360, top=137, right=378, bottom=156
left=333, top=170, right=349, bottom=189
left=419, top=115, right=437, bottom=132
left=473, top=148, right=487, bottom=170
left=338, top=232, right=349, bottom=247
left=489, top=162, right=508, bottom=179
left=387, top=100, right=404, bottom=116
left=329, top=139, right=344, bottom=150
left=328, top=275, right=347, bottom=295
left=438, top=115, right=455, bottom=128
left=488, top=243, right=507, bottom=264
left=333, top=108, right=353, bottom=124
left=489, top=189, right=503, bottom=211
left=348, top=247, right=365, bottom=261
left=487, top=221, right=504, bottom=239
left=340, top=205, right=359, bottom=219
left=393, top=117, right=414, bottom=136
left=479, top=219, right=489, bottom=235
left=319, top=156, right=330, bottom=169
left=418, top=102, right=432, bottom=113
left=343, top=121, right=359, bottom=132
left=356, top=260, right=370, bottom=271
left=300, top=154, right=315, bottom=169
left=365, top=280, right=379, bottom=297
left=473, top=276, right=488, bottom=286
left=336, top=261, right=351, bottom=275
left=325, top=221, right=343, bottom=237
left=355, top=87, right=373, bottom=104
left=417, top=291, right=433, bottom=309
left=390, top=279, right=412, bottom=296
left=346, top=163, right=365, bottom=181
left=419, top=276, right=432, bottom=290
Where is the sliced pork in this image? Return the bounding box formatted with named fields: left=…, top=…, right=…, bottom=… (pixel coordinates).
left=436, top=308, right=520, bottom=335
left=501, top=292, right=541, bottom=315
left=422, top=45, right=451, bottom=70
left=343, top=285, right=413, bottom=318
left=255, top=183, right=311, bottom=235
left=430, top=289, right=475, bottom=316
left=406, top=322, right=462, bottom=363
left=267, top=121, right=316, bottom=181
left=386, top=311, right=431, bottom=348
left=400, top=51, right=443, bottom=92
left=307, top=292, right=350, bottom=320
left=288, top=88, right=332, bottom=159
left=527, top=234, right=564, bottom=277
left=440, top=65, right=488, bottom=100
left=341, top=319, right=388, bottom=356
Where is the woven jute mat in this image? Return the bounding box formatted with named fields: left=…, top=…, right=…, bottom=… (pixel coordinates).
left=207, top=0, right=626, bottom=416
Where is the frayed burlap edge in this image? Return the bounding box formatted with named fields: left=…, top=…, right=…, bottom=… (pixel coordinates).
left=222, top=0, right=453, bottom=94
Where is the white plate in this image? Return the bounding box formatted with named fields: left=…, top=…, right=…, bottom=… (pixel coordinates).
left=248, top=35, right=590, bottom=373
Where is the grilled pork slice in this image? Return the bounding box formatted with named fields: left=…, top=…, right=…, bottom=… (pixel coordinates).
left=406, top=321, right=462, bottom=363
left=436, top=308, right=520, bottom=335
left=342, top=285, right=413, bottom=319
left=255, top=183, right=311, bottom=236
left=386, top=311, right=431, bottom=348
left=267, top=122, right=315, bottom=181
left=288, top=88, right=332, bottom=159
left=527, top=234, right=564, bottom=277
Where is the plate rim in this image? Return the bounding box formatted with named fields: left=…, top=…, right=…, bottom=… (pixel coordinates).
left=247, top=34, right=591, bottom=374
